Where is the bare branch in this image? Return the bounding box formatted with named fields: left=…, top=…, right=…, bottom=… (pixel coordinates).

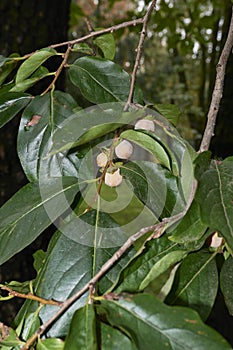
left=41, top=45, right=72, bottom=95
left=50, top=18, right=144, bottom=49
left=124, top=0, right=157, bottom=111
left=199, top=6, right=233, bottom=153
left=21, top=200, right=194, bottom=350
left=21, top=220, right=168, bottom=349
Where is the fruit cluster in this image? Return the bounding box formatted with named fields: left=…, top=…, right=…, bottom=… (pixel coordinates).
left=96, top=118, right=154, bottom=187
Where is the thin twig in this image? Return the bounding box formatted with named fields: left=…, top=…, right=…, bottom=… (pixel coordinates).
left=21, top=219, right=169, bottom=350
left=84, top=17, right=94, bottom=33
left=21, top=173, right=195, bottom=350
left=41, top=45, right=72, bottom=95
left=199, top=6, right=233, bottom=153
left=0, top=285, right=62, bottom=306
left=50, top=18, right=144, bottom=49
left=124, top=0, right=157, bottom=111
left=21, top=199, right=193, bottom=350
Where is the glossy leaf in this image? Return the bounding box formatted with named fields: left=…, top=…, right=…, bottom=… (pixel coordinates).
left=78, top=181, right=157, bottom=248
left=121, top=160, right=185, bottom=218
left=64, top=304, right=97, bottom=350
left=99, top=294, right=230, bottom=349
left=11, top=66, right=50, bottom=92
left=154, top=103, right=181, bottom=126
left=0, top=177, right=79, bottom=265
left=120, top=129, right=171, bottom=170
left=196, top=157, right=233, bottom=250
left=21, top=312, right=41, bottom=341
left=152, top=109, right=196, bottom=198
left=68, top=56, right=143, bottom=103
left=220, top=256, right=233, bottom=315
left=194, top=151, right=212, bottom=180
left=16, top=48, right=57, bottom=83
left=94, top=30, right=116, bottom=60
left=113, top=236, right=187, bottom=293
left=16, top=217, right=136, bottom=337
left=0, top=55, right=18, bottom=85
left=37, top=338, right=64, bottom=350
left=169, top=200, right=208, bottom=244
left=17, top=91, right=81, bottom=181
left=0, top=92, right=31, bottom=127
left=165, top=251, right=218, bottom=320
left=100, top=322, right=137, bottom=350
left=50, top=105, right=145, bottom=154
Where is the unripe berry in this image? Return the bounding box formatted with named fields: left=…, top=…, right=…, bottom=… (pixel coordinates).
left=96, top=152, right=108, bottom=167
left=115, top=140, right=133, bottom=159
left=105, top=168, right=123, bottom=187
left=135, top=119, right=155, bottom=132
left=210, top=232, right=223, bottom=248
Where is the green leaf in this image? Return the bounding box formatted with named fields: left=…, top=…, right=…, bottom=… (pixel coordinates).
left=165, top=251, right=218, bottom=321
left=37, top=338, right=64, bottom=350
left=0, top=177, right=79, bottom=265
left=154, top=103, right=181, bottom=126
left=0, top=55, right=18, bottom=85
left=94, top=30, right=116, bottom=60
left=120, top=129, right=171, bottom=170
left=21, top=312, right=41, bottom=341
left=169, top=200, right=208, bottom=244
left=220, top=256, right=233, bottom=315
left=50, top=105, right=145, bottom=154
left=16, top=222, right=136, bottom=337
left=16, top=48, right=57, bottom=83
left=72, top=43, right=93, bottom=55
left=33, top=249, right=46, bottom=273
left=114, top=236, right=187, bottom=293
left=98, top=294, right=231, bottom=349
left=100, top=322, right=137, bottom=350
left=194, top=151, right=212, bottom=180
left=17, top=91, right=81, bottom=181
left=0, top=92, right=31, bottom=128
left=78, top=181, right=157, bottom=247
left=1, top=280, right=32, bottom=294
left=121, top=161, right=185, bottom=218
left=68, top=56, right=143, bottom=103
left=11, top=66, right=50, bottom=92
left=0, top=55, right=13, bottom=68
left=64, top=304, right=97, bottom=350
left=196, top=157, right=233, bottom=250
left=0, top=325, right=25, bottom=348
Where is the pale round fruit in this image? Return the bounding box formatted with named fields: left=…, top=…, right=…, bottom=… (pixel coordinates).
left=115, top=140, right=133, bottom=159
left=135, top=119, right=155, bottom=132
left=210, top=232, right=223, bottom=248
left=105, top=168, right=123, bottom=187
left=96, top=152, right=108, bottom=167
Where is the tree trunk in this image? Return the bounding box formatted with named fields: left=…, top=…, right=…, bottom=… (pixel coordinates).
left=0, top=0, right=71, bottom=56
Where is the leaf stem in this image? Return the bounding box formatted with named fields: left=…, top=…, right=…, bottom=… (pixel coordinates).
left=41, top=45, right=72, bottom=95
left=49, top=19, right=144, bottom=49
left=0, top=285, right=62, bottom=306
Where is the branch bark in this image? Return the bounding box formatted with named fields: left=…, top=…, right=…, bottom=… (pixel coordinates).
left=199, top=6, right=233, bottom=153
left=124, top=0, right=157, bottom=111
